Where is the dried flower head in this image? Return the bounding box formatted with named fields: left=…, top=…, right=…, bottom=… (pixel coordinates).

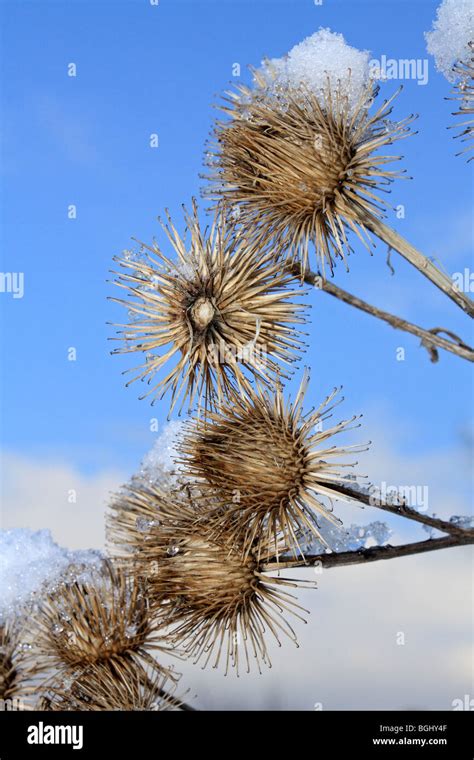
left=0, top=622, right=36, bottom=706
left=449, top=42, right=474, bottom=159
left=206, top=72, right=415, bottom=274
left=0, top=624, right=20, bottom=702
left=40, top=660, right=181, bottom=712
left=177, top=373, right=367, bottom=559
left=108, top=482, right=308, bottom=674
left=110, top=201, right=307, bottom=414
left=32, top=562, right=172, bottom=680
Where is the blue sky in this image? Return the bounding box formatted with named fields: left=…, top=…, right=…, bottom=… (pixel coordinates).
left=1, top=0, right=472, bottom=481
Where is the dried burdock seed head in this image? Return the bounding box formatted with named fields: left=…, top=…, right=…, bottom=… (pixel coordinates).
left=0, top=622, right=35, bottom=705
left=206, top=72, right=415, bottom=274
left=40, top=660, right=181, bottom=712
left=177, top=372, right=367, bottom=560
left=426, top=1, right=473, bottom=158
left=108, top=483, right=309, bottom=674
left=32, top=562, right=172, bottom=678
left=0, top=624, right=20, bottom=702
left=449, top=42, right=474, bottom=160
left=110, top=200, right=307, bottom=415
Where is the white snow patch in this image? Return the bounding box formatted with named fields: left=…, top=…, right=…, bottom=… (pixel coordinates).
left=426, top=0, right=474, bottom=80
left=0, top=529, right=103, bottom=623
left=257, top=28, right=371, bottom=109
left=301, top=519, right=392, bottom=555
left=137, top=421, right=184, bottom=486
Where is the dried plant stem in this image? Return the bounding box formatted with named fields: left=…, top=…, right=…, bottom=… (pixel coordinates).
left=176, top=698, right=198, bottom=712
left=263, top=533, right=473, bottom=572
left=145, top=677, right=197, bottom=712
left=139, top=658, right=196, bottom=712
left=295, top=267, right=474, bottom=362
left=363, top=216, right=474, bottom=317
left=263, top=482, right=473, bottom=570
left=325, top=482, right=471, bottom=538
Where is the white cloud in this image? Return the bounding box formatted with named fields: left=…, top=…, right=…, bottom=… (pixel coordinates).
left=0, top=451, right=125, bottom=550
left=35, top=93, right=99, bottom=165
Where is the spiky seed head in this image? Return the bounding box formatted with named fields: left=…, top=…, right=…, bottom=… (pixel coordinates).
left=206, top=72, right=415, bottom=274
left=108, top=482, right=308, bottom=674
left=110, top=201, right=307, bottom=414
left=0, top=622, right=36, bottom=705
left=449, top=42, right=474, bottom=160
left=32, top=562, right=172, bottom=677
left=0, top=624, right=18, bottom=701
left=40, top=660, right=181, bottom=712
left=177, top=373, right=367, bottom=559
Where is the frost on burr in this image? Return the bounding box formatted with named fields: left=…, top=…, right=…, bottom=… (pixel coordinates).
left=425, top=0, right=474, bottom=80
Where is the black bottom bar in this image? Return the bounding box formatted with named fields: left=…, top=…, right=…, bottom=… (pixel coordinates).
left=0, top=710, right=472, bottom=757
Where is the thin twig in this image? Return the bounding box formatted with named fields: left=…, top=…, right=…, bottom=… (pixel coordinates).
left=325, top=482, right=471, bottom=538
left=264, top=483, right=474, bottom=571
left=294, top=266, right=474, bottom=362
left=179, top=703, right=198, bottom=712
left=263, top=482, right=473, bottom=570
left=151, top=681, right=198, bottom=712
left=172, top=696, right=198, bottom=712
left=263, top=533, right=473, bottom=572
left=363, top=216, right=474, bottom=318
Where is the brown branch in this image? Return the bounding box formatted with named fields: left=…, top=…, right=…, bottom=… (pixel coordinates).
left=263, top=483, right=473, bottom=570
left=172, top=695, right=198, bottom=712
left=263, top=533, right=473, bottom=572
left=326, top=482, right=471, bottom=538
left=150, top=681, right=198, bottom=712
left=179, top=703, right=198, bottom=712
left=294, top=266, right=474, bottom=362
left=363, top=216, right=474, bottom=318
